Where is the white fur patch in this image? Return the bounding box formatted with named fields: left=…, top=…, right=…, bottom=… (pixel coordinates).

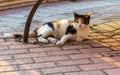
left=47, top=37, right=58, bottom=44
left=38, top=37, right=48, bottom=43
left=3, top=33, right=14, bottom=38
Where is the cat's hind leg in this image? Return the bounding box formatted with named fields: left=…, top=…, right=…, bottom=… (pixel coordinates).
left=37, top=36, right=48, bottom=43
left=37, top=24, right=54, bottom=43
left=47, top=36, right=58, bottom=44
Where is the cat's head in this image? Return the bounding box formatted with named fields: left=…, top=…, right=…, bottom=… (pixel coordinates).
left=74, top=12, right=91, bottom=28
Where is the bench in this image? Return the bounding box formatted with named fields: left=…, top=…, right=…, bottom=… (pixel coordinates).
left=23, top=0, right=43, bottom=42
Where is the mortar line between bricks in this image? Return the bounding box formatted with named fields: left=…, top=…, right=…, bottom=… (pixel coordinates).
left=0, top=65, right=19, bottom=73
left=42, top=70, right=82, bottom=75
left=0, top=69, right=41, bottom=73
left=18, top=65, right=81, bottom=71
left=88, top=58, right=95, bottom=64
left=101, top=69, right=109, bottom=75
left=79, top=66, right=119, bottom=72
left=63, top=70, right=107, bottom=75
left=39, top=69, right=44, bottom=75
left=0, top=51, right=29, bottom=56
left=30, top=57, right=36, bottom=64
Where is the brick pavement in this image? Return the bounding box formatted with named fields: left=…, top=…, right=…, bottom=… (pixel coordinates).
left=0, top=0, right=120, bottom=75
left=0, top=21, right=120, bottom=75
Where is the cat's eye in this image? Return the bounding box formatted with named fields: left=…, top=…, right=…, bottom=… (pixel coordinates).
left=74, top=19, right=79, bottom=23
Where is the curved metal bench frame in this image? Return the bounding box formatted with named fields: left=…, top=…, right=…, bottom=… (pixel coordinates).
left=23, top=0, right=44, bottom=42
left=23, top=0, right=73, bottom=42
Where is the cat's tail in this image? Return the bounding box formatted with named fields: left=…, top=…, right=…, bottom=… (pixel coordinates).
left=1, top=31, right=37, bottom=40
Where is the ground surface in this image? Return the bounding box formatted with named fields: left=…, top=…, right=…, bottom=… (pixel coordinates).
left=0, top=0, right=120, bottom=75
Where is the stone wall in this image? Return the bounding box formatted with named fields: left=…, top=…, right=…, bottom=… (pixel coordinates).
left=0, top=0, right=63, bottom=10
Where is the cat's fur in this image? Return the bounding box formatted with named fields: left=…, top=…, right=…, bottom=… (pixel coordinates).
left=4, top=12, right=91, bottom=45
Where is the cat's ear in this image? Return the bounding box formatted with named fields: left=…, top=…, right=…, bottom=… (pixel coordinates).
left=74, top=12, right=80, bottom=19
left=86, top=12, right=92, bottom=16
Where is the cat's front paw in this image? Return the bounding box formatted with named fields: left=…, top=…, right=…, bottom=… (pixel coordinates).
left=47, top=37, right=58, bottom=44
left=76, top=38, right=83, bottom=42
left=56, top=41, right=64, bottom=46
left=38, top=38, right=48, bottom=43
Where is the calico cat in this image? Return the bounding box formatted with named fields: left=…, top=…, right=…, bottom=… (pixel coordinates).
left=4, top=12, right=91, bottom=45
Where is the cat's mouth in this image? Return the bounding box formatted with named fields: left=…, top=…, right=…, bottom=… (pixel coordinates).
left=79, top=25, right=82, bottom=28
left=79, top=24, right=85, bottom=28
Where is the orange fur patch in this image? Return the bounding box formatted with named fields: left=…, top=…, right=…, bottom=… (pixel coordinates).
left=35, top=25, right=42, bottom=33
left=55, top=20, right=62, bottom=28
left=68, top=20, right=73, bottom=24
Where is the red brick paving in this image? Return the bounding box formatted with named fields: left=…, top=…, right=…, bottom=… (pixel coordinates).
left=1, top=19, right=120, bottom=75
left=0, top=0, right=120, bottom=75
left=1, top=32, right=120, bottom=75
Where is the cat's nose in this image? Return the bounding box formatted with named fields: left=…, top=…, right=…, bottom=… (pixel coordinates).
left=79, top=24, right=83, bottom=28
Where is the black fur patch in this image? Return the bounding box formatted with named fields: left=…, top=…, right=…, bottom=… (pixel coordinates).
left=14, top=34, right=22, bottom=41
left=14, top=34, right=22, bottom=38
left=37, top=34, right=42, bottom=37
left=46, top=35, right=55, bottom=39
left=44, top=22, right=55, bottom=30
left=65, top=25, right=77, bottom=34
left=36, top=34, right=42, bottom=42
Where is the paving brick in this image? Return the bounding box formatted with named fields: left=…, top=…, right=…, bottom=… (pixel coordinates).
left=112, top=62, right=120, bottom=67
left=0, top=42, right=12, bottom=46
left=101, top=51, right=120, bottom=57
left=91, top=57, right=120, bottom=63
left=0, top=58, right=34, bottom=65
left=41, top=66, right=81, bottom=74
left=13, top=52, right=47, bottom=59
left=0, top=46, right=8, bottom=50
left=0, top=49, right=28, bottom=55
left=112, top=35, right=120, bottom=39
left=89, top=33, right=107, bottom=40
left=58, top=59, right=92, bottom=66
left=47, top=50, right=80, bottom=56
left=103, top=68, right=120, bottom=75
left=79, top=63, right=116, bottom=71
left=10, top=41, right=23, bottom=45
left=0, top=65, right=18, bottom=72
left=29, top=47, right=61, bottom=52
left=79, top=40, right=95, bottom=44
left=52, top=73, right=63, bottom=75
left=101, top=32, right=111, bottom=37
left=9, top=44, right=40, bottom=49
left=115, top=21, right=120, bottom=24
left=0, top=39, right=5, bottom=42
left=62, top=45, right=91, bottom=50
left=69, top=53, right=102, bottom=59
left=111, top=46, right=120, bottom=51
left=19, top=62, right=56, bottom=70
left=99, top=42, right=110, bottom=47
left=0, top=55, right=12, bottom=60
left=43, top=43, right=57, bottom=47
left=115, top=30, right=120, bottom=34
left=94, top=24, right=116, bottom=31
left=0, top=70, right=42, bottom=75
left=9, top=45, right=28, bottom=49
left=34, top=56, right=69, bottom=63
left=101, top=39, right=117, bottom=43
left=79, top=48, right=111, bottom=53
left=105, top=22, right=120, bottom=28
left=65, top=70, right=106, bottom=75
left=106, top=42, right=120, bottom=47
left=90, top=43, right=105, bottom=47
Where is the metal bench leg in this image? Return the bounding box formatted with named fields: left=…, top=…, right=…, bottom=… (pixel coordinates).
left=24, top=0, right=44, bottom=42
